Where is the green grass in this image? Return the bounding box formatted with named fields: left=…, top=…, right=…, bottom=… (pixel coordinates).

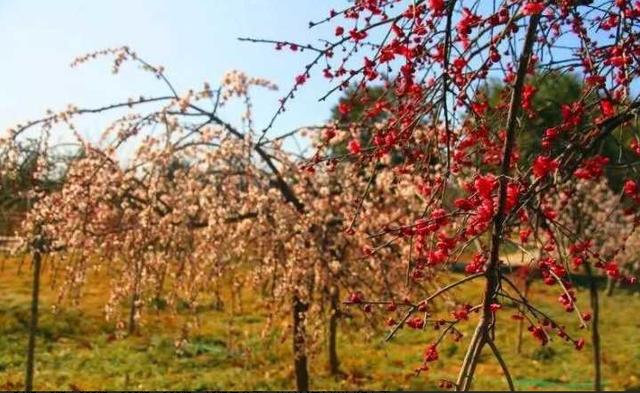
left=1, top=257, right=640, bottom=391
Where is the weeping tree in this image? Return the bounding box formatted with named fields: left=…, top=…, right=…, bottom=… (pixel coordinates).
left=245, top=0, right=640, bottom=390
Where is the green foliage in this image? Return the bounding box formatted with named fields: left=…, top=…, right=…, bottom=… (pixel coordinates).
left=481, top=72, right=638, bottom=190
left=532, top=346, right=557, bottom=362
left=330, top=85, right=390, bottom=125
left=480, top=73, right=584, bottom=166
left=179, top=337, right=228, bottom=360
left=0, top=142, right=84, bottom=234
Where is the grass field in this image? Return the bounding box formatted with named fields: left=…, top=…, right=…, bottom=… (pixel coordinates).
left=1, top=256, right=639, bottom=391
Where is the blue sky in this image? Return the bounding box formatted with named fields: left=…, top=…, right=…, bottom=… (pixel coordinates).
left=0, top=0, right=344, bottom=147
left=3, top=1, right=632, bottom=152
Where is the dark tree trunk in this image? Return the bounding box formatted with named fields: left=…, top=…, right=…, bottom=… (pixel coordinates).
left=128, top=289, right=139, bottom=335
left=585, top=263, right=602, bottom=391
left=153, top=263, right=168, bottom=309
left=213, top=282, right=224, bottom=311
left=293, top=295, right=309, bottom=391
left=328, top=285, right=340, bottom=376
left=25, top=249, right=42, bottom=392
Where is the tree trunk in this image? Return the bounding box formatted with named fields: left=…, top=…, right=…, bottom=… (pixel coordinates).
left=328, top=285, right=340, bottom=376
left=456, top=14, right=540, bottom=390
left=293, top=295, right=309, bottom=391
left=128, top=259, right=143, bottom=335
left=128, top=270, right=140, bottom=335
left=213, top=282, right=224, bottom=311
left=585, top=263, right=602, bottom=391
left=153, top=263, right=168, bottom=309
left=516, top=280, right=530, bottom=354
left=455, top=272, right=494, bottom=391
left=128, top=289, right=139, bottom=335
left=232, top=282, right=243, bottom=315
left=25, top=249, right=42, bottom=392
left=605, top=276, right=615, bottom=297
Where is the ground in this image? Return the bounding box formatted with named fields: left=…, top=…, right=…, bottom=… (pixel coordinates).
left=1, top=256, right=639, bottom=391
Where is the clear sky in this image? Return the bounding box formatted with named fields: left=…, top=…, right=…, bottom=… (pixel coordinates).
left=0, top=0, right=344, bottom=147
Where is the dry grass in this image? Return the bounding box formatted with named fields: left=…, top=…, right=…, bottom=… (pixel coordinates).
left=1, top=255, right=639, bottom=391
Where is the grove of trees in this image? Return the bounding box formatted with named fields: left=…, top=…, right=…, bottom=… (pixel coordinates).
left=2, top=0, right=640, bottom=391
